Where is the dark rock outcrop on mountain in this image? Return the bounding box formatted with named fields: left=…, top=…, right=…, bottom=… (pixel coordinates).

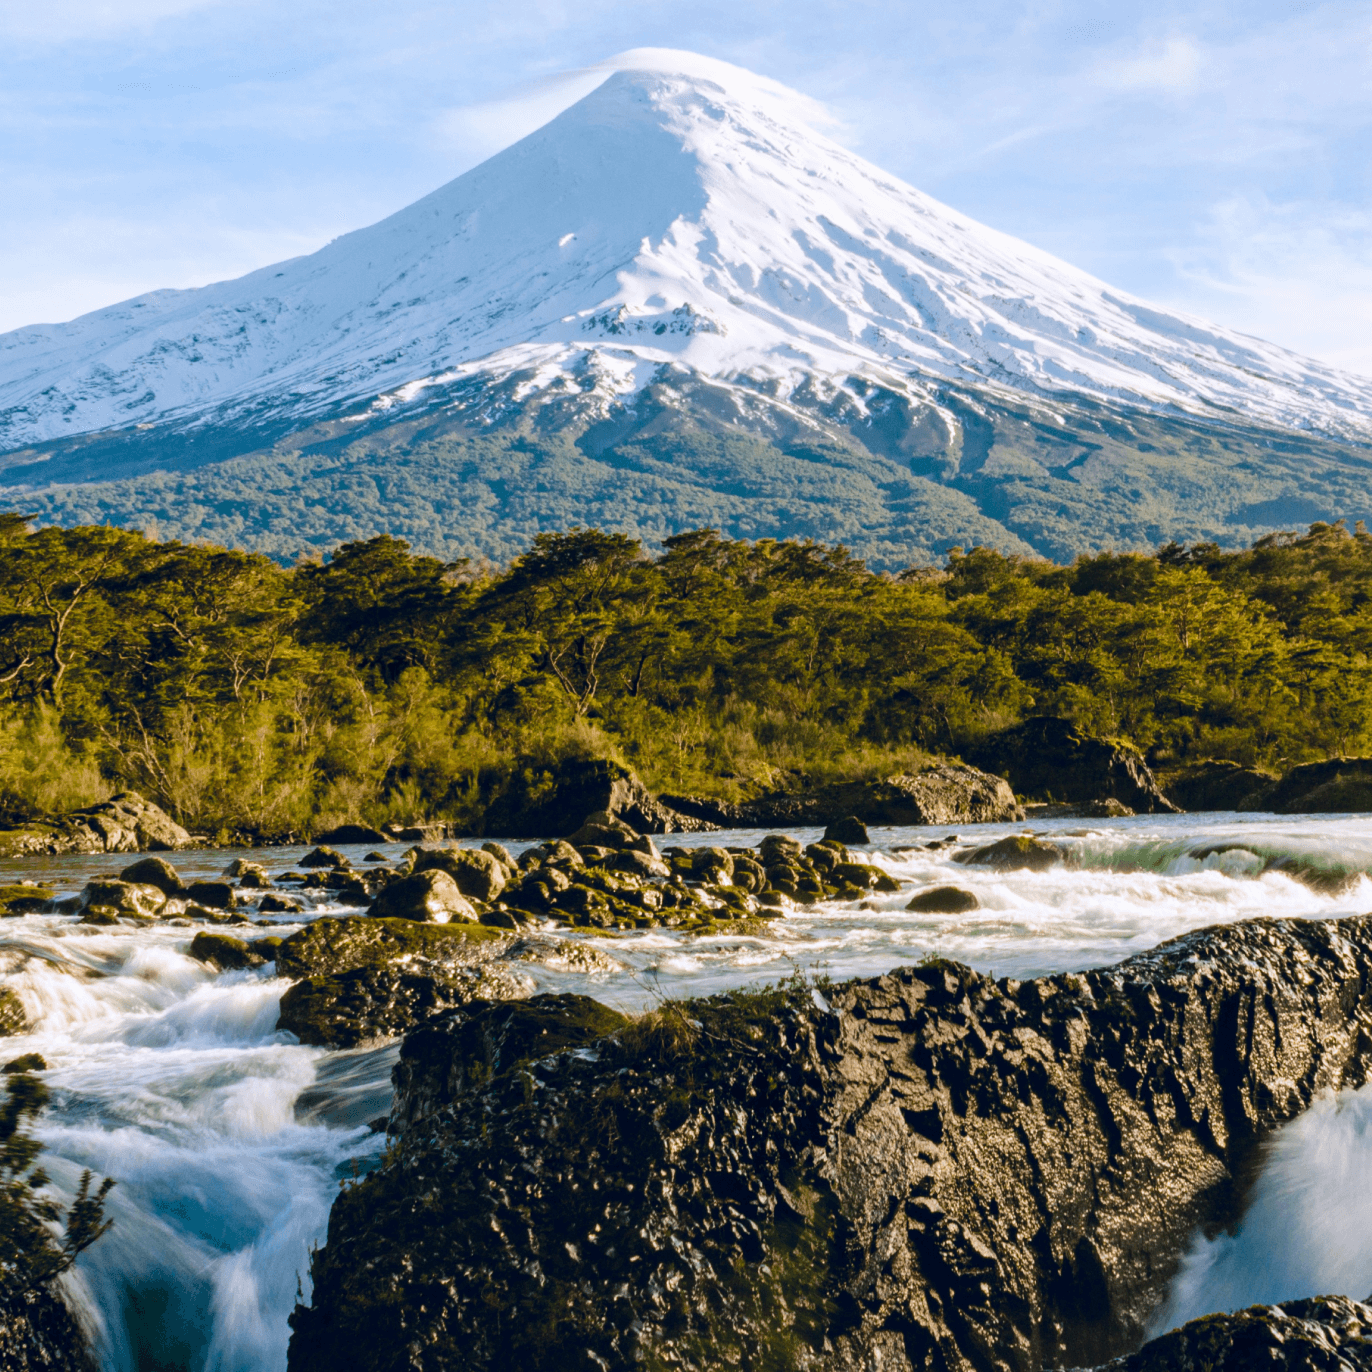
left=664, top=762, right=1021, bottom=830
left=288, top=914, right=1372, bottom=1372
left=1161, top=759, right=1278, bottom=813
left=1082, top=1295, right=1372, bottom=1371
left=482, top=759, right=713, bottom=837
left=0, top=791, right=192, bottom=858
left=1242, top=757, right=1372, bottom=814
left=971, top=716, right=1178, bottom=814
left=0, top=1279, right=94, bottom=1371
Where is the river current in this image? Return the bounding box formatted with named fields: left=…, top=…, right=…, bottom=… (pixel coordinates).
left=2, top=811, right=1371, bottom=1368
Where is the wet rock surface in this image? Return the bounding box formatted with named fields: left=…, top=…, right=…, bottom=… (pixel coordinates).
left=0, top=1279, right=94, bottom=1371
left=971, top=717, right=1178, bottom=814
left=290, top=914, right=1372, bottom=1372
left=1082, top=1295, right=1372, bottom=1371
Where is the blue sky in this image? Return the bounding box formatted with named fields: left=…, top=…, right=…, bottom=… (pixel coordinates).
left=4, top=0, right=1370, bottom=374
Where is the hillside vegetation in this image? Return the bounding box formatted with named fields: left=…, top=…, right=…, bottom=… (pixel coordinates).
left=0, top=511, right=1368, bottom=838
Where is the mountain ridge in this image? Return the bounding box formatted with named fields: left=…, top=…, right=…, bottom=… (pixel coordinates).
left=3, top=50, right=1371, bottom=566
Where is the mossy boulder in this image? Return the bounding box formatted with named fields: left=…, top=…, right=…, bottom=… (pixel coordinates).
left=119, top=856, right=185, bottom=894
left=258, top=894, right=304, bottom=914
left=955, top=833, right=1062, bottom=872
left=189, top=932, right=277, bottom=971
left=906, top=885, right=981, bottom=913
left=276, top=962, right=534, bottom=1048
left=0, top=885, right=53, bottom=917
left=369, top=870, right=477, bottom=924
left=0, top=988, right=27, bottom=1035
left=274, top=916, right=510, bottom=980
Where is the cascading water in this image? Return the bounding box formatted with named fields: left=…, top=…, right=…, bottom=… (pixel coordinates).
left=4, top=811, right=1372, bottom=1368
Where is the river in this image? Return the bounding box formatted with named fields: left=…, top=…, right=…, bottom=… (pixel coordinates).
left=2, top=810, right=1371, bottom=1368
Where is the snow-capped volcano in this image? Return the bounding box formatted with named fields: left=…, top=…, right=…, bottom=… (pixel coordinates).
left=4, top=50, right=1372, bottom=455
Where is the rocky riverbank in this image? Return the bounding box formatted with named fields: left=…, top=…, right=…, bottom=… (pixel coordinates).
left=287, top=913, right=1372, bottom=1372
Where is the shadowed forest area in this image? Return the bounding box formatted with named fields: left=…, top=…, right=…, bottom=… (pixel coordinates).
left=0, top=510, right=1369, bottom=839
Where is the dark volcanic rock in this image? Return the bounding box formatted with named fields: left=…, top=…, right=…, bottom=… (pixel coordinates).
left=0, top=1277, right=94, bottom=1370
left=276, top=961, right=532, bottom=1048
left=1162, top=759, right=1278, bottom=813
left=274, top=916, right=510, bottom=980
left=289, top=915, right=1372, bottom=1372
left=1084, top=1295, right=1372, bottom=1371
left=483, top=759, right=712, bottom=837
left=971, top=717, right=1178, bottom=813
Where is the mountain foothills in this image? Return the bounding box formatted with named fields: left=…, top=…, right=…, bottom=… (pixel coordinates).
left=3, top=54, right=1372, bottom=566
left=1, top=512, right=1370, bottom=839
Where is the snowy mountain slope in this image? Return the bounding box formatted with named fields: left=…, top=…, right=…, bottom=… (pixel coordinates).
left=4, top=50, right=1372, bottom=457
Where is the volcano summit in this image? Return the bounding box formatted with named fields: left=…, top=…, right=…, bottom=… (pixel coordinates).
left=3, top=51, right=1370, bottom=565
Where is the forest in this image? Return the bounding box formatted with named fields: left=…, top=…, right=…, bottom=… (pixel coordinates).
left=0, top=510, right=1369, bottom=840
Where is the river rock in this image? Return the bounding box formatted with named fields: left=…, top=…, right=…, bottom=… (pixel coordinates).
left=411, top=846, right=507, bottom=902
left=0, top=989, right=26, bottom=1035
left=299, top=845, right=349, bottom=870
left=274, top=916, right=510, bottom=980
left=368, top=870, right=477, bottom=923
left=0, top=885, right=54, bottom=917
left=971, top=717, right=1178, bottom=814
left=1247, top=757, right=1372, bottom=814
left=185, top=880, right=236, bottom=910
left=481, top=759, right=713, bottom=837
left=189, top=932, right=277, bottom=971
left=823, top=815, right=870, bottom=844
left=118, top=856, right=186, bottom=895
left=906, top=884, right=980, bottom=912
left=75, top=879, right=167, bottom=919
left=1084, top=1294, right=1372, bottom=1371
left=1161, top=759, right=1278, bottom=812
left=276, top=962, right=534, bottom=1048
left=289, top=914, right=1372, bottom=1371
left=314, top=824, right=389, bottom=845
left=955, top=833, right=1062, bottom=871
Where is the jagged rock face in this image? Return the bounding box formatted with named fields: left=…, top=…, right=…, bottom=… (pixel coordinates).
left=0, top=1279, right=93, bottom=1371
left=970, top=717, right=1178, bottom=814
left=289, top=915, right=1372, bottom=1372
left=1084, top=1295, right=1372, bottom=1371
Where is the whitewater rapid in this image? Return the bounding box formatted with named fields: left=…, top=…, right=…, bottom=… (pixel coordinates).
left=3, top=811, right=1372, bottom=1368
